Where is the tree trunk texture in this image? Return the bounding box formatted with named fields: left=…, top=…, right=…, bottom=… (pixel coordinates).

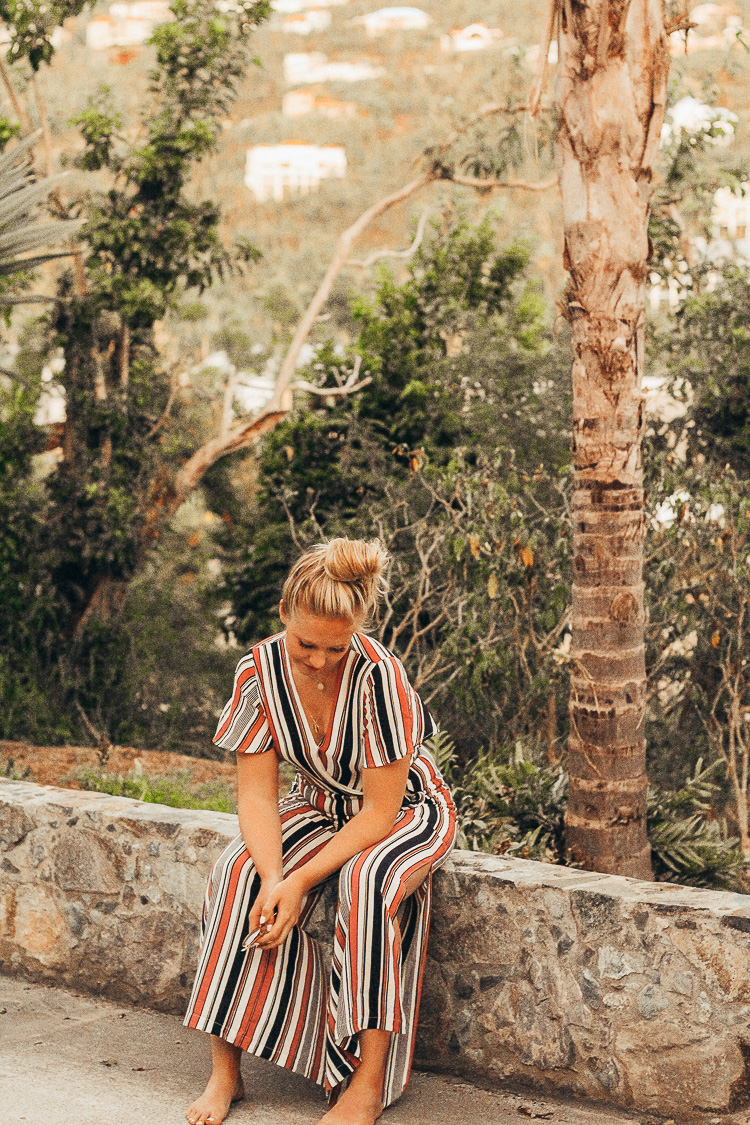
left=558, top=0, right=668, bottom=878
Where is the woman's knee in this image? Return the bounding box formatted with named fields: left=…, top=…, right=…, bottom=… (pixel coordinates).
left=339, top=850, right=431, bottom=908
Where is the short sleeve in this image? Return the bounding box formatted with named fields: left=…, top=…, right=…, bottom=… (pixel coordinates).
left=213, top=653, right=274, bottom=754
left=362, top=655, right=421, bottom=768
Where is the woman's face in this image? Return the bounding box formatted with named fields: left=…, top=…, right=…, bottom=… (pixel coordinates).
left=279, top=604, right=358, bottom=682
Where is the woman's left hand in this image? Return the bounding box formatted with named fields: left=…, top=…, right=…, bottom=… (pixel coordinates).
left=255, top=872, right=306, bottom=949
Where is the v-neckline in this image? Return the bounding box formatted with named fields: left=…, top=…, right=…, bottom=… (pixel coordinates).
left=281, top=634, right=351, bottom=754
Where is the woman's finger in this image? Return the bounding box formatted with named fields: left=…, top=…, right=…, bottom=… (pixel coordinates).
left=259, top=906, right=292, bottom=946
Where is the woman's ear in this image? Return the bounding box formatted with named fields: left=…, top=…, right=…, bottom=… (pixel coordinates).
left=278, top=600, right=287, bottom=625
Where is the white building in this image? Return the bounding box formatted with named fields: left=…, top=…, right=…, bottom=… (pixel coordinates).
left=712, top=184, right=750, bottom=239
left=283, top=51, right=384, bottom=83
left=86, top=0, right=172, bottom=49
left=245, top=142, right=347, bottom=202
left=282, top=89, right=358, bottom=117
left=440, top=23, right=504, bottom=52
left=352, top=6, right=429, bottom=36
left=273, top=8, right=331, bottom=32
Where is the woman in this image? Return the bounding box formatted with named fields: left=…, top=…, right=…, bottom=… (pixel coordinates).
left=184, top=537, right=457, bottom=1125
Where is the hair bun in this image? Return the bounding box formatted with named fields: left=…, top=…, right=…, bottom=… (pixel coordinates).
left=281, top=537, right=390, bottom=624
left=323, top=537, right=389, bottom=585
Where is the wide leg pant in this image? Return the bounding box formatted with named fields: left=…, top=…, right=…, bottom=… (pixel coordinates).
left=183, top=785, right=456, bottom=1108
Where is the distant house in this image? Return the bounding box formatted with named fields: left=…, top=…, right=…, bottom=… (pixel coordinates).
left=273, top=8, right=332, bottom=32
left=86, top=1, right=172, bottom=49
left=282, top=89, right=358, bottom=117
left=440, top=23, right=504, bottom=52
left=245, top=142, right=347, bottom=202
left=713, top=184, right=750, bottom=239
left=352, top=6, right=430, bottom=36
left=283, top=51, right=384, bottom=83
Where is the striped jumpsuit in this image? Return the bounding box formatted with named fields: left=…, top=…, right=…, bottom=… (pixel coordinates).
left=183, top=631, right=457, bottom=1108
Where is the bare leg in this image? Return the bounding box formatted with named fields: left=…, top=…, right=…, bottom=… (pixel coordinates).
left=317, top=1029, right=390, bottom=1125
left=186, top=1035, right=245, bottom=1125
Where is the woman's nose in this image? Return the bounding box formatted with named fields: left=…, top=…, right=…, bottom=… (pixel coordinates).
left=309, top=652, right=325, bottom=668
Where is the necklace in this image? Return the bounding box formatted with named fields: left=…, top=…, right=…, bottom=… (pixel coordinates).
left=317, top=681, right=325, bottom=691
left=311, top=713, right=325, bottom=745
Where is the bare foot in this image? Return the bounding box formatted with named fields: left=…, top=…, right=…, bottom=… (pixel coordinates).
left=185, top=1071, right=245, bottom=1125
left=317, top=1081, right=383, bottom=1125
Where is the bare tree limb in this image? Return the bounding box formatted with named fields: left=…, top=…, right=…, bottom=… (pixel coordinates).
left=665, top=15, right=696, bottom=35
left=220, top=364, right=236, bottom=440
left=270, top=173, right=434, bottom=407
left=292, top=355, right=372, bottom=397
left=450, top=173, right=558, bottom=191
left=145, top=366, right=181, bottom=440
left=31, top=72, right=52, bottom=178
left=346, top=208, right=431, bottom=268
left=431, top=100, right=531, bottom=162
left=0, top=55, right=32, bottom=133
left=171, top=406, right=292, bottom=511
left=119, top=322, right=130, bottom=389
left=529, top=0, right=559, bottom=118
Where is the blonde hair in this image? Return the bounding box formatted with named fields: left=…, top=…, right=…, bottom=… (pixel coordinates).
left=281, top=537, right=390, bottom=624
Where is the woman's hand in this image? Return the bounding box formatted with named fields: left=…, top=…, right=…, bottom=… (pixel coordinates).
left=246, top=874, right=282, bottom=943
left=254, top=872, right=306, bottom=949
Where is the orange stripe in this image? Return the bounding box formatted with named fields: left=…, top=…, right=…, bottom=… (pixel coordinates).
left=189, top=848, right=247, bottom=1019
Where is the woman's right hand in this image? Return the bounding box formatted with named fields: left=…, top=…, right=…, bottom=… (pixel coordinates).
left=246, top=874, right=282, bottom=945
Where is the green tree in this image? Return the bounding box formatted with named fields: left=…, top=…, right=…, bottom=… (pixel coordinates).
left=0, top=0, right=271, bottom=740
left=224, top=218, right=571, bottom=651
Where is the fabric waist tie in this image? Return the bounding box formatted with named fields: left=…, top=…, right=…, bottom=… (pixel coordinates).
left=294, top=775, right=364, bottom=828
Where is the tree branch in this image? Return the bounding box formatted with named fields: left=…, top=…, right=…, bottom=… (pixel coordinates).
left=220, top=364, right=236, bottom=439
left=0, top=55, right=32, bottom=133
left=346, top=208, right=431, bottom=268
left=292, top=354, right=372, bottom=396
left=431, top=100, right=531, bottom=161
left=665, top=15, right=696, bottom=35
left=31, top=72, right=53, bottom=178
left=450, top=173, right=558, bottom=191
left=171, top=407, right=291, bottom=511
left=270, top=172, right=434, bottom=407
left=119, top=322, right=130, bottom=389
left=529, top=0, right=559, bottom=117
left=145, top=366, right=181, bottom=440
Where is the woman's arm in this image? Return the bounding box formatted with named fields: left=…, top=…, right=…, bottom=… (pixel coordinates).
left=256, top=755, right=411, bottom=949
left=235, top=750, right=285, bottom=936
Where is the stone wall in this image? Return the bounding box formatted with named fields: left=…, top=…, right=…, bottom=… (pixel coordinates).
left=3, top=778, right=750, bottom=1120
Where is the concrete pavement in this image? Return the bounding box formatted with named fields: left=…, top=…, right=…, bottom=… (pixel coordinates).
left=0, top=974, right=730, bottom=1125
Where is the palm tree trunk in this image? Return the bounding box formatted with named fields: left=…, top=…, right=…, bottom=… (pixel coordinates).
left=558, top=0, right=668, bottom=878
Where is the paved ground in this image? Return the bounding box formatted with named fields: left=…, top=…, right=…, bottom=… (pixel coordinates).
left=0, top=974, right=734, bottom=1125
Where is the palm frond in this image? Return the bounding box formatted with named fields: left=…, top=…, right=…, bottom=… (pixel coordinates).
left=0, top=137, right=82, bottom=286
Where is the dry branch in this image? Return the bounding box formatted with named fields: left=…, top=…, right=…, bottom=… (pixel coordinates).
left=271, top=173, right=434, bottom=403
left=346, top=208, right=431, bottom=268
left=451, top=173, right=557, bottom=191
left=0, top=55, right=31, bottom=133
left=529, top=0, right=559, bottom=118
